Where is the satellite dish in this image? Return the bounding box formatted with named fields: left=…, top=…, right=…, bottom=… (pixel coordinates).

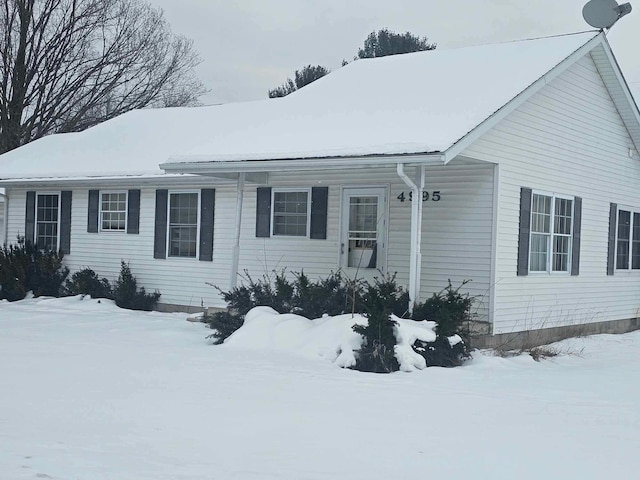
left=583, top=0, right=632, bottom=29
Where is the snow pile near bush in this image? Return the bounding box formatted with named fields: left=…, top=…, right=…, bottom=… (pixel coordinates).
left=222, top=306, right=437, bottom=371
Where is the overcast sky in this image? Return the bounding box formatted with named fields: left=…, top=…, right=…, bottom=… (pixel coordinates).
left=148, top=0, right=640, bottom=105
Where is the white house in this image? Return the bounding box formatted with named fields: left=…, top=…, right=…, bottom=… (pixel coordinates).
left=1, top=31, right=639, bottom=347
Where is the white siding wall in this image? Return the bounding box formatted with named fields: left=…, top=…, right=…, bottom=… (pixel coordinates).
left=5, top=164, right=495, bottom=314
left=5, top=186, right=234, bottom=308
left=236, top=165, right=494, bottom=318
left=463, top=54, right=640, bottom=333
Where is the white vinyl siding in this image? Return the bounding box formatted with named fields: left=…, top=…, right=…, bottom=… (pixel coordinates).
left=100, top=191, right=127, bottom=231
left=463, top=53, right=640, bottom=333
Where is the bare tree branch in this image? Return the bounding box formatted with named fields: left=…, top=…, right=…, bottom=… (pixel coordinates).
left=0, top=0, right=207, bottom=154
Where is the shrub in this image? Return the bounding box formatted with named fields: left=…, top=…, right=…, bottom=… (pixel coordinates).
left=0, top=237, right=69, bottom=301
left=113, top=261, right=160, bottom=311
left=205, top=270, right=358, bottom=343
left=205, top=311, right=245, bottom=345
left=410, top=280, right=473, bottom=367
left=64, top=267, right=113, bottom=299
left=411, top=280, right=473, bottom=338
left=352, top=276, right=405, bottom=373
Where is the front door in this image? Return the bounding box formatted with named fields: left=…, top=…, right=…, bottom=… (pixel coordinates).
left=340, top=187, right=388, bottom=280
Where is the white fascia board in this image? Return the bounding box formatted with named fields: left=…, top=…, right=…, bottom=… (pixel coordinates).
left=442, top=33, right=606, bottom=164
left=161, top=153, right=446, bottom=175
left=594, top=37, right=640, bottom=152
left=0, top=173, right=236, bottom=189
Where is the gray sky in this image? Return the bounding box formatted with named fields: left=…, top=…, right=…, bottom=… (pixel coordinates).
left=148, top=0, right=640, bottom=105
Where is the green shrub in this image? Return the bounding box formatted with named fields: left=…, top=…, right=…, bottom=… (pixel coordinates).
left=113, top=261, right=160, bottom=311
left=410, top=280, right=473, bottom=367
left=352, top=275, right=404, bottom=373
left=64, top=267, right=113, bottom=299
left=411, top=280, right=473, bottom=338
left=0, top=237, right=69, bottom=301
left=205, top=270, right=358, bottom=343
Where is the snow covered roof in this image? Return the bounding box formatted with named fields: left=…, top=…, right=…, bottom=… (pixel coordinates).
left=2, top=30, right=635, bottom=182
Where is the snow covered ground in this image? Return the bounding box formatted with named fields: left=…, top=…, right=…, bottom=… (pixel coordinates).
left=1, top=296, right=639, bottom=480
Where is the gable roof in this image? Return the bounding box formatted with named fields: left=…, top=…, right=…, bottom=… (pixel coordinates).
left=1, top=30, right=638, bottom=182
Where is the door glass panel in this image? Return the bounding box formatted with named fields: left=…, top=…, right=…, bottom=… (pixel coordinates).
left=348, top=196, right=378, bottom=268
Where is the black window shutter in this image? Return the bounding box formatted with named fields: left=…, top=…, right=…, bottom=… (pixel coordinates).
left=310, top=186, right=329, bottom=239
left=25, top=191, right=36, bottom=243
left=127, top=189, right=141, bottom=234
left=517, top=187, right=532, bottom=276
left=256, top=187, right=272, bottom=238
left=199, top=189, right=215, bottom=261
left=571, top=197, right=582, bottom=276
left=607, top=203, right=617, bottom=276
left=154, top=189, right=168, bottom=259
left=87, top=190, right=99, bottom=233
left=59, top=191, right=72, bottom=254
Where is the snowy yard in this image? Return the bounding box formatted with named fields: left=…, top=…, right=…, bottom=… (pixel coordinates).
left=1, top=296, right=639, bottom=480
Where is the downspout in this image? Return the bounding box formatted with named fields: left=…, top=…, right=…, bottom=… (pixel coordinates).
left=229, top=173, right=245, bottom=289
left=0, top=192, right=7, bottom=245
left=396, top=163, right=425, bottom=313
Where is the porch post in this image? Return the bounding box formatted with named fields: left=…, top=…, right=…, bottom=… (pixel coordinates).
left=230, top=173, right=245, bottom=289
left=396, top=164, right=425, bottom=313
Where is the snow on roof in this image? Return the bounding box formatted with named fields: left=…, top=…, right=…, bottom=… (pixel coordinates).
left=0, top=31, right=599, bottom=180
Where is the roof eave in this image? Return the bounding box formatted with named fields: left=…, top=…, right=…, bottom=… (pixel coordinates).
left=161, top=152, right=446, bottom=175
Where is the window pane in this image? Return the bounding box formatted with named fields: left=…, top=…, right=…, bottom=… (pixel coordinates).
left=348, top=196, right=379, bottom=268
left=169, top=193, right=198, bottom=257
left=617, top=210, right=631, bottom=269
left=530, top=233, right=548, bottom=271
left=531, top=194, right=551, bottom=234
left=273, top=191, right=308, bottom=236
left=36, top=194, right=59, bottom=250
left=633, top=213, right=640, bottom=270
left=101, top=192, right=127, bottom=231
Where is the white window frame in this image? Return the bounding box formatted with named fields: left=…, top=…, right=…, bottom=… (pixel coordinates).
left=99, top=190, right=128, bottom=233
left=615, top=205, right=640, bottom=271
left=166, top=190, right=200, bottom=259
left=35, top=192, right=61, bottom=251
left=529, top=190, right=574, bottom=274
left=271, top=188, right=311, bottom=238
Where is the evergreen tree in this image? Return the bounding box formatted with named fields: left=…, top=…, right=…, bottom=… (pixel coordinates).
left=268, top=64, right=330, bottom=98
left=357, top=28, right=436, bottom=59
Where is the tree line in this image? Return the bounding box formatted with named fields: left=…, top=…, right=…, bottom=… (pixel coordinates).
left=268, top=28, right=436, bottom=98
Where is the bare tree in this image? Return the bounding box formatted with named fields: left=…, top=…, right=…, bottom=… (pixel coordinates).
left=0, top=0, right=207, bottom=154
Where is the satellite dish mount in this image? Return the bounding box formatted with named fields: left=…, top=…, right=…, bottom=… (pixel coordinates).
left=583, top=0, right=633, bottom=29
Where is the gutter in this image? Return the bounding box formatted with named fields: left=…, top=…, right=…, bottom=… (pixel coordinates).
left=161, top=153, right=444, bottom=175
left=0, top=191, right=7, bottom=245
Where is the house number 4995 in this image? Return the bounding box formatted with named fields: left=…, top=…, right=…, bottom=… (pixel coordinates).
left=397, top=191, right=441, bottom=202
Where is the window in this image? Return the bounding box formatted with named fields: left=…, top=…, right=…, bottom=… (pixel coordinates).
left=36, top=193, right=60, bottom=250
left=168, top=192, right=199, bottom=258
left=529, top=193, right=573, bottom=273
left=100, top=192, right=127, bottom=231
left=615, top=208, right=640, bottom=270
left=272, top=189, right=310, bottom=237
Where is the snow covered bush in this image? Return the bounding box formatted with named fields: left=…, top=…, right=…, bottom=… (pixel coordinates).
left=352, top=276, right=406, bottom=373
left=0, top=237, right=69, bottom=301
left=64, top=267, right=113, bottom=299
left=205, top=270, right=356, bottom=343
left=112, top=262, right=160, bottom=311
left=410, top=280, right=473, bottom=367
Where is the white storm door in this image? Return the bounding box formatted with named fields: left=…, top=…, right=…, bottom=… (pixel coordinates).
left=340, top=187, right=387, bottom=276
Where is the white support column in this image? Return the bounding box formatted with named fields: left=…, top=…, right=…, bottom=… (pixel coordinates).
left=230, top=173, right=245, bottom=289
left=396, top=163, right=425, bottom=313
